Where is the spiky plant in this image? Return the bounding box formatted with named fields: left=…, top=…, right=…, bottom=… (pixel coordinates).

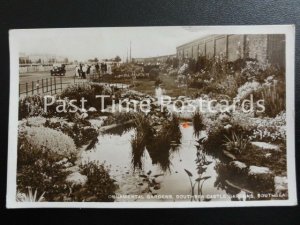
left=16, top=188, right=45, bottom=202
left=223, top=132, right=250, bottom=154
left=192, top=110, right=205, bottom=138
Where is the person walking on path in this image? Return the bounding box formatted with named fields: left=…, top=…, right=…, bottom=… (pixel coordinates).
left=82, top=64, right=87, bottom=79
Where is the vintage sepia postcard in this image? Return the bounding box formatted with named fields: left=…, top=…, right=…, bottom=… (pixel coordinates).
left=7, top=25, right=297, bottom=208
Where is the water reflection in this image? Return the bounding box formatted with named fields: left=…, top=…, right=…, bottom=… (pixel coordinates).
left=103, top=122, right=135, bottom=136
left=155, top=87, right=164, bottom=99
left=131, top=115, right=182, bottom=171
left=81, top=123, right=233, bottom=201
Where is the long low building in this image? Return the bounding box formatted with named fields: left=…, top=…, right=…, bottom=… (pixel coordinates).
left=133, top=54, right=176, bottom=64
left=176, top=34, right=285, bottom=68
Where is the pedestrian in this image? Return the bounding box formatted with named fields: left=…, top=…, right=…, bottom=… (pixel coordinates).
left=95, top=63, right=100, bottom=74
left=104, top=63, right=108, bottom=73
left=75, top=65, right=80, bottom=77
left=79, top=63, right=83, bottom=78
left=82, top=64, right=87, bottom=79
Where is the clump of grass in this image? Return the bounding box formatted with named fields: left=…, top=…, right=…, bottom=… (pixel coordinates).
left=161, top=115, right=182, bottom=143
left=192, top=110, right=205, bottom=138
left=131, top=132, right=146, bottom=170
left=130, top=114, right=182, bottom=171
left=133, top=114, right=154, bottom=138
left=131, top=114, right=153, bottom=170
left=78, top=162, right=117, bottom=202
left=203, top=123, right=251, bottom=157
left=223, top=132, right=250, bottom=154
left=16, top=188, right=45, bottom=202
left=260, top=83, right=285, bottom=117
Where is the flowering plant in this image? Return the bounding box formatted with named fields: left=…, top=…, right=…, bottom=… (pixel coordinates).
left=235, top=81, right=262, bottom=101
left=19, top=125, right=77, bottom=160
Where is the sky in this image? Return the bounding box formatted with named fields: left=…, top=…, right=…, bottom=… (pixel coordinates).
left=13, top=26, right=209, bottom=61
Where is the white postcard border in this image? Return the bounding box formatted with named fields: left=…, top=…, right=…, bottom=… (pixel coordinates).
left=7, top=25, right=297, bottom=208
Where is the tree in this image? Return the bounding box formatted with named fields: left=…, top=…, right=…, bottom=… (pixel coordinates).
left=114, top=55, right=121, bottom=62
left=149, top=68, right=160, bottom=80
left=172, top=58, right=179, bottom=69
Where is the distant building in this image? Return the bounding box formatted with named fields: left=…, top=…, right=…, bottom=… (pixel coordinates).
left=176, top=34, right=285, bottom=68
left=133, top=54, right=176, bottom=64
left=19, top=53, right=68, bottom=64
left=19, top=53, right=30, bottom=64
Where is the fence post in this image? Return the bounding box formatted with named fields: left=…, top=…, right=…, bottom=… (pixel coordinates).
left=60, top=77, right=62, bottom=91
left=32, top=81, right=34, bottom=95
left=37, top=80, right=40, bottom=94
left=26, top=83, right=28, bottom=96
left=42, top=79, right=44, bottom=93
left=50, top=77, right=52, bottom=95
left=54, top=77, right=57, bottom=94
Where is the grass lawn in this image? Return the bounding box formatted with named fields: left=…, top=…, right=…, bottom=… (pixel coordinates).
left=100, top=74, right=200, bottom=97
left=158, top=74, right=199, bottom=97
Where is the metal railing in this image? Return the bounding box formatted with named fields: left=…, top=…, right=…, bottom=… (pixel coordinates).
left=19, top=76, right=79, bottom=96
left=19, top=74, right=131, bottom=97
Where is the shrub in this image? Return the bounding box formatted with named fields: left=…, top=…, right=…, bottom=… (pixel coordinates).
left=77, top=162, right=117, bottom=202
left=221, top=75, right=239, bottom=98
left=24, top=116, right=46, bottom=127
left=168, top=69, right=178, bottom=77
left=104, top=112, right=137, bottom=126
left=17, top=136, right=71, bottom=201
left=240, top=60, right=267, bottom=82
left=60, top=83, right=113, bottom=110
left=19, top=95, right=73, bottom=119
left=250, top=112, right=286, bottom=143
left=60, top=83, right=95, bottom=108
left=235, top=81, right=262, bottom=101
left=259, top=82, right=285, bottom=117
left=43, top=117, right=98, bottom=148
left=189, top=80, right=205, bottom=89
left=19, top=95, right=47, bottom=119
left=19, top=125, right=77, bottom=160
left=203, top=121, right=251, bottom=157
left=240, top=60, right=283, bottom=84
left=149, top=68, right=160, bottom=80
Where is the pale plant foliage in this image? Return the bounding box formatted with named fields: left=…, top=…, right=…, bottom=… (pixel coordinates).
left=16, top=189, right=45, bottom=202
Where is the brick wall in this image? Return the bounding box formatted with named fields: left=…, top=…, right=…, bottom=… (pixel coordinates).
left=247, top=34, right=268, bottom=63
left=176, top=34, right=285, bottom=67
left=198, top=43, right=205, bottom=56
left=215, top=36, right=227, bottom=56
left=205, top=39, right=214, bottom=58
left=227, top=35, right=244, bottom=62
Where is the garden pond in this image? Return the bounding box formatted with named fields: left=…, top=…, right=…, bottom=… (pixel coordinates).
left=80, top=124, right=253, bottom=202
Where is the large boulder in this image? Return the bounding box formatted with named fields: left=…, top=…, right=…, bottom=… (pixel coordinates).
left=248, top=166, right=274, bottom=193
left=248, top=166, right=271, bottom=175
left=251, top=142, right=280, bottom=151
left=66, top=172, right=88, bottom=186
left=230, top=161, right=247, bottom=170
left=274, top=176, right=288, bottom=195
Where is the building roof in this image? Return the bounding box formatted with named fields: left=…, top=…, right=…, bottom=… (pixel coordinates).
left=176, top=34, right=218, bottom=49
